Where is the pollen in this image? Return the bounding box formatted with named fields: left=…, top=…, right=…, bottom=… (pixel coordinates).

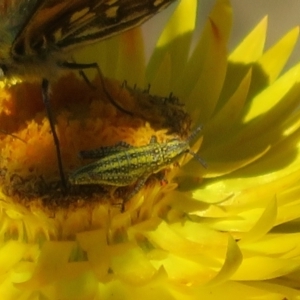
left=0, top=73, right=191, bottom=210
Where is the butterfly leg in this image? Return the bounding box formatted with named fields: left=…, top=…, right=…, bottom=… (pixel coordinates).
left=78, top=69, right=95, bottom=90
left=42, top=79, right=67, bottom=190
left=59, top=61, right=133, bottom=116
left=0, top=130, right=26, bottom=143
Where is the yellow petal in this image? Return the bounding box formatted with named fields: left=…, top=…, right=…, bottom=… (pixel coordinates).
left=183, top=0, right=232, bottom=123
left=229, top=17, right=267, bottom=63
left=207, top=235, right=242, bottom=285
left=258, top=27, right=299, bottom=83
left=239, top=198, right=277, bottom=243
left=146, top=0, right=197, bottom=88
left=245, top=62, right=300, bottom=122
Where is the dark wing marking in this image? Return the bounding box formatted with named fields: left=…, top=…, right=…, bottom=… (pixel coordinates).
left=56, top=0, right=177, bottom=49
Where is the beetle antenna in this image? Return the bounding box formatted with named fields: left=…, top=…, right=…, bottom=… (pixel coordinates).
left=188, top=150, right=207, bottom=168
left=188, top=125, right=203, bottom=143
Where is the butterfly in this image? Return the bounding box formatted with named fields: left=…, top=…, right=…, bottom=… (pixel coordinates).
left=0, top=0, right=177, bottom=188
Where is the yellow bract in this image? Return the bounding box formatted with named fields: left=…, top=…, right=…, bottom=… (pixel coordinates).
left=0, top=0, right=300, bottom=299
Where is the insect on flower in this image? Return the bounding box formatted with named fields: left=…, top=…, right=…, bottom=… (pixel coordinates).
left=0, top=0, right=177, bottom=188
left=69, top=125, right=207, bottom=202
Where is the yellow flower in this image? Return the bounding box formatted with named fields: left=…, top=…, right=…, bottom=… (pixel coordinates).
left=1, top=0, right=300, bottom=299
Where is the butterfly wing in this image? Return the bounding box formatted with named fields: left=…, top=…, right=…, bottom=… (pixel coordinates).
left=0, top=0, right=41, bottom=45
left=11, top=0, right=177, bottom=55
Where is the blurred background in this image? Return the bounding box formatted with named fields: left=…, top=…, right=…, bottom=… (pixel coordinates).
left=142, top=0, right=300, bottom=69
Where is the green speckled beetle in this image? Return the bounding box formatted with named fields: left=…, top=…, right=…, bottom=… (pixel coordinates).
left=69, top=125, right=206, bottom=198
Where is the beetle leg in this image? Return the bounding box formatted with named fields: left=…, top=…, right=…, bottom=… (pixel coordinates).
left=122, top=174, right=150, bottom=211
left=154, top=171, right=168, bottom=186
left=149, top=136, right=158, bottom=144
